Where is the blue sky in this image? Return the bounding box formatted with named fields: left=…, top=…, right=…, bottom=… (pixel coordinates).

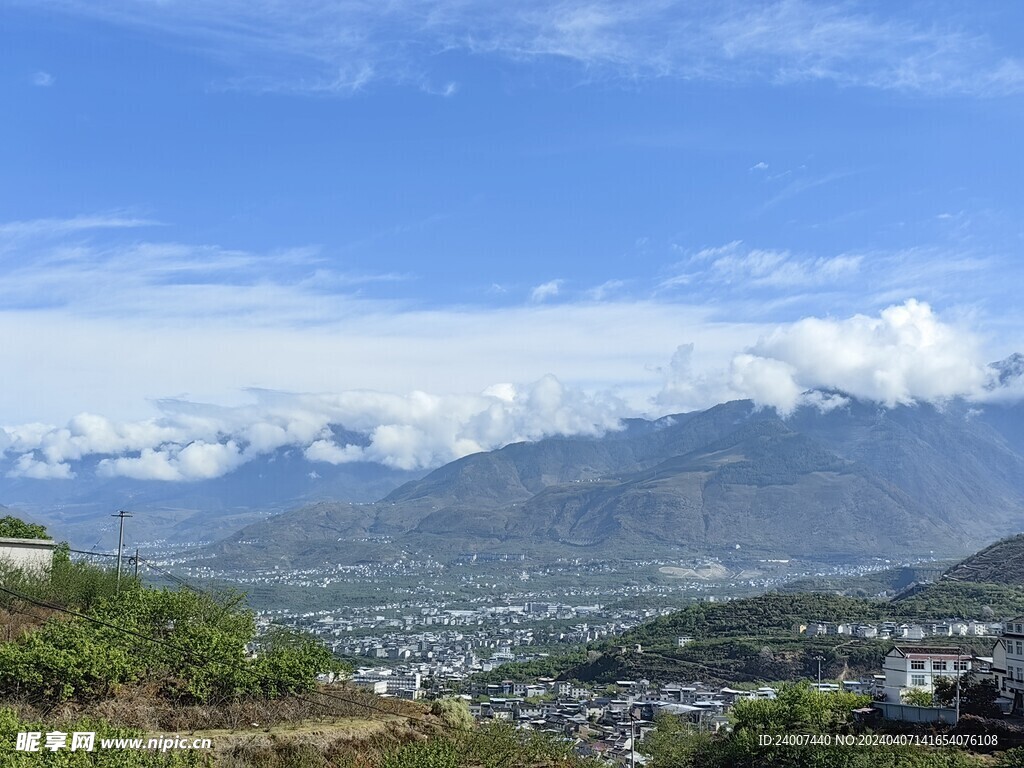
left=2, top=1, right=1024, bottom=479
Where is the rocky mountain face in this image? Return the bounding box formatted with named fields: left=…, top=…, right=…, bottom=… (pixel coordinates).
left=209, top=396, right=1024, bottom=568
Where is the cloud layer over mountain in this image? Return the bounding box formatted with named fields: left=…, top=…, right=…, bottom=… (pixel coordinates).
left=1, top=377, right=626, bottom=480
left=1, top=299, right=1015, bottom=482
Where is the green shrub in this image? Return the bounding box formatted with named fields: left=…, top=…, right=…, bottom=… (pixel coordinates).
left=0, top=586, right=344, bottom=704
left=0, top=706, right=211, bottom=766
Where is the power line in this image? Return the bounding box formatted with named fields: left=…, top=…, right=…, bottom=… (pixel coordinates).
left=68, top=548, right=206, bottom=593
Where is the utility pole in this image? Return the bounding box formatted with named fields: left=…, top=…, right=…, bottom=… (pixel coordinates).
left=815, top=655, right=824, bottom=690
left=955, top=647, right=963, bottom=723
left=630, top=707, right=636, bottom=768
left=112, top=510, right=132, bottom=594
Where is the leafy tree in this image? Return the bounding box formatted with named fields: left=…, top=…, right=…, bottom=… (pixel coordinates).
left=902, top=688, right=935, bottom=707
left=934, top=674, right=1002, bottom=718
left=0, top=543, right=132, bottom=615
left=0, top=706, right=211, bottom=766
left=252, top=627, right=346, bottom=698
left=731, top=684, right=870, bottom=734
left=641, top=684, right=987, bottom=768
left=895, top=581, right=1024, bottom=619
left=0, top=516, right=49, bottom=540
left=641, top=711, right=712, bottom=768
left=996, top=748, right=1024, bottom=768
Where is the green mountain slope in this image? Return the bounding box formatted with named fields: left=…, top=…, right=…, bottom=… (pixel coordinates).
left=940, top=534, right=1024, bottom=587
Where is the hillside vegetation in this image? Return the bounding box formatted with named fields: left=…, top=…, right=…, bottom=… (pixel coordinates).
left=0, top=519, right=598, bottom=767
left=553, top=589, right=1024, bottom=686
left=893, top=580, right=1024, bottom=618
left=942, top=533, right=1024, bottom=587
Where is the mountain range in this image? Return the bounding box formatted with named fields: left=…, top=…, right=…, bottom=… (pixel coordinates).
left=0, top=445, right=421, bottom=548
left=207, top=393, right=1024, bottom=569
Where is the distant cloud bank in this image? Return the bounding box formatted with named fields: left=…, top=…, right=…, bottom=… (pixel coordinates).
left=1, top=377, right=626, bottom=480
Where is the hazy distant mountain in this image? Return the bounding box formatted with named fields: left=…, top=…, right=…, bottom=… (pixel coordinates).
left=0, top=447, right=422, bottom=548
left=11, top=356, right=1024, bottom=562
left=991, top=353, right=1024, bottom=387
left=209, top=394, right=1024, bottom=569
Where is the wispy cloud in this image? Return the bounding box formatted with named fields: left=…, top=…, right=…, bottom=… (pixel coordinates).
left=661, top=241, right=862, bottom=293
left=31, top=71, right=54, bottom=87
left=24, top=1, right=1024, bottom=96
left=0, top=213, right=159, bottom=240
left=758, top=170, right=859, bottom=213
left=0, top=215, right=400, bottom=322
left=530, top=279, right=563, bottom=303
left=587, top=279, right=627, bottom=301
left=0, top=211, right=741, bottom=426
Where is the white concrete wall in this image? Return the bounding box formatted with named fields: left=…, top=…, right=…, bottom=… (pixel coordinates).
left=0, top=537, right=55, bottom=573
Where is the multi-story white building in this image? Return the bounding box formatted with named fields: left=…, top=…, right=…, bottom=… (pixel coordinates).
left=882, top=646, right=971, bottom=703
left=351, top=669, right=423, bottom=699
left=1003, top=617, right=1024, bottom=715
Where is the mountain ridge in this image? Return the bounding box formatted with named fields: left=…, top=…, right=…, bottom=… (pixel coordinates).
left=207, top=394, right=1024, bottom=568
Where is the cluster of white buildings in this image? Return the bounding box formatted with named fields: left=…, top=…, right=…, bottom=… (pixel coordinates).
left=464, top=678, right=777, bottom=765
left=878, top=617, right=1024, bottom=717
left=803, top=619, right=1003, bottom=640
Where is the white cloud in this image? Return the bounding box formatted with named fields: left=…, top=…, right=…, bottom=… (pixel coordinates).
left=0, top=216, right=1018, bottom=480
left=304, top=440, right=366, bottom=465
left=7, top=454, right=74, bottom=480
left=98, top=448, right=183, bottom=482
left=730, top=354, right=804, bottom=414
left=530, top=279, right=563, bottom=303
left=728, top=299, right=990, bottom=413
left=587, top=279, right=627, bottom=300
left=0, top=213, right=158, bottom=241
left=0, top=296, right=1016, bottom=481
left=31, top=71, right=54, bottom=87
left=655, top=300, right=1010, bottom=416
left=5, top=376, right=628, bottom=480
left=656, top=343, right=734, bottom=411
left=96, top=441, right=245, bottom=482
